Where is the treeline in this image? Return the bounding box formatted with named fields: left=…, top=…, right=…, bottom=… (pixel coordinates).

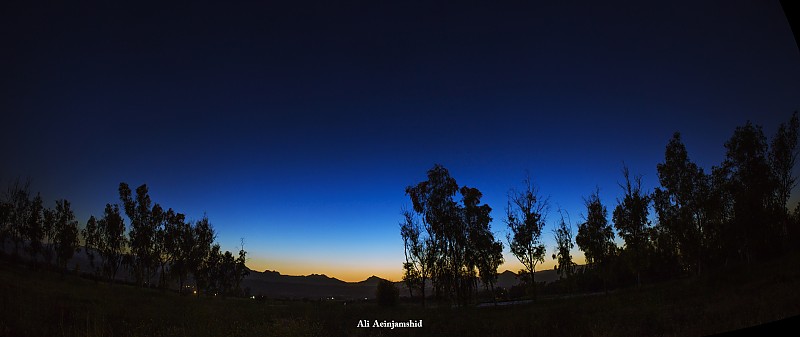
left=571, top=112, right=800, bottom=292
left=401, top=112, right=800, bottom=303
left=0, top=182, right=249, bottom=297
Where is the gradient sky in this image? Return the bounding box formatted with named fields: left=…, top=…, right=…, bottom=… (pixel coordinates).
left=2, top=1, right=799, bottom=282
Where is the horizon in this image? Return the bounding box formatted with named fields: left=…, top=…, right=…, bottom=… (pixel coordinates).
left=2, top=1, right=799, bottom=283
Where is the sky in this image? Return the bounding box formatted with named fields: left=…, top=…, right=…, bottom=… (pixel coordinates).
left=1, top=1, right=799, bottom=282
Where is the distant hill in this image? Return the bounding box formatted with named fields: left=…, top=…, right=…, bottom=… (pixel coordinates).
left=241, top=269, right=388, bottom=300
left=242, top=268, right=572, bottom=300
left=497, top=268, right=562, bottom=287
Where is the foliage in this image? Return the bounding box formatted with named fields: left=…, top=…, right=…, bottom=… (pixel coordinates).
left=191, top=214, right=216, bottom=296
left=769, top=111, right=799, bottom=249
left=551, top=210, right=575, bottom=280
left=399, top=209, right=427, bottom=300
left=81, top=215, right=101, bottom=277
left=405, top=164, right=502, bottom=306
left=98, top=203, right=127, bottom=283
left=653, top=132, right=710, bottom=275
left=119, top=183, right=158, bottom=286
left=505, top=174, right=547, bottom=299
left=25, top=193, right=44, bottom=264
left=576, top=188, right=615, bottom=267
left=612, top=165, right=651, bottom=286
left=53, top=199, right=80, bottom=272
left=4, top=178, right=31, bottom=256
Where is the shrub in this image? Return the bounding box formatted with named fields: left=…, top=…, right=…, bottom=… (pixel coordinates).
left=376, top=279, right=399, bottom=306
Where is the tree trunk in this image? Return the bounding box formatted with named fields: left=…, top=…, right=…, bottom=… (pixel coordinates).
left=421, top=276, right=426, bottom=307
left=490, top=283, right=497, bottom=306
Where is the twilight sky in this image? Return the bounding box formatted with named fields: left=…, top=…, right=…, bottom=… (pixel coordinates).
left=2, top=1, right=798, bottom=282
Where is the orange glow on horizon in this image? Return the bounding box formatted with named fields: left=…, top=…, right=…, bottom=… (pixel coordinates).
left=247, top=256, right=403, bottom=283
left=246, top=252, right=587, bottom=283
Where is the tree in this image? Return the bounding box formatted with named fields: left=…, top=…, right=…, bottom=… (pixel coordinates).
left=721, top=121, right=774, bottom=261
left=119, top=183, right=158, bottom=287
left=234, top=238, right=250, bottom=296
left=200, top=243, right=222, bottom=296
left=404, top=164, right=500, bottom=306
left=25, top=193, right=45, bottom=265
left=151, top=205, right=183, bottom=290
left=0, top=197, right=9, bottom=253
left=98, top=204, right=126, bottom=283
left=769, top=111, right=799, bottom=249
left=612, top=165, right=651, bottom=287
left=552, top=210, right=575, bottom=280
left=406, top=164, right=461, bottom=303
left=376, top=279, right=400, bottom=307
left=157, top=208, right=186, bottom=289
left=506, top=174, right=547, bottom=299
left=82, top=215, right=101, bottom=278
left=461, top=186, right=503, bottom=304
left=218, top=249, right=235, bottom=297
left=191, top=215, right=215, bottom=297
left=41, top=206, right=57, bottom=265
left=400, top=209, right=423, bottom=299
left=151, top=204, right=168, bottom=289
left=5, top=178, right=31, bottom=256
left=476, top=236, right=503, bottom=304
left=53, top=199, right=80, bottom=272
left=576, top=188, right=616, bottom=268
left=653, top=132, right=708, bottom=275
left=172, top=215, right=195, bottom=293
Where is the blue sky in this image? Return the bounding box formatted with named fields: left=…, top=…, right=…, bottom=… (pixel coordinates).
left=2, top=0, right=798, bottom=281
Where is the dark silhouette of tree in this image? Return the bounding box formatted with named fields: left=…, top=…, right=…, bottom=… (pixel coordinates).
left=25, top=193, right=44, bottom=266
left=653, top=133, right=708, bottom=275
left=53, top=199, right=80, bottom=272
left=41, top=206, right=56, bottom=265
left=792, top=203, right=800, bottom=249
left=191, top=215, right=215, bottom=297
left=119, top=183, right=160, bottom=287
left=400, top=208, right=424, bottom=299
left=462, top=186, right=503, bottom=304
left=157, top=208, right=184, bottom=289
left=769, top=111, right=799, bottom=249
left=172, top=215, right=195, bottom=293
left=0, top=197, right=8, bottom=253
left=506, top=174, right=547, bottom=299
left=576, top=188, right=616, bottom=274
left=151, top=204, right=167, bottom=288
left=405, top=164, right=501, bottom=306
left=612, top=166, right=651, bottom=287
left=5, top=178, right=31, bottom=256
left=219, top=249, right=235, bottom=297
left=477, top=238, right=503, bottom=304
left=376, top=279, right=399, bottom=306
left=406, top=164, right=461, bottom=303
left=82, top=215, right=101, bottom=278
left=234, top=238, right=249, bottom=296
left=152, top=205, right=183, bottom=290
left=699, top=166, right=730, bottom=267
left=552, top=210, right=575, bottom=280
left=720, top=121, right=775, bottom=262
left=200, top=243, right=222, bottom=296
left=194, top=240, right=248, bottom=298
left=97, top=203, right=126, bottom=283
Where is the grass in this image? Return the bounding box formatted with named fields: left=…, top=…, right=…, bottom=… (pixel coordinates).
left=1, top=254, right=799, bottom=336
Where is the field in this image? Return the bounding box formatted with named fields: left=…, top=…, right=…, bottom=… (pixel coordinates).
left=2, top=255, right=800, bottom=337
